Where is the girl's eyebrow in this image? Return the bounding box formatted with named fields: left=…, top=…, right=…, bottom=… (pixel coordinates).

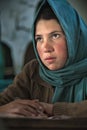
left=49, top=31, right=63, bottom=35
left=35, top=34, right=41, bottom=37
left=35, top=31, right=63, bottom=37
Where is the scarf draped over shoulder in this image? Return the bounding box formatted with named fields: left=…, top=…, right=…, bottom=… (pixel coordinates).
left=32, top=0, right=87, bottom=103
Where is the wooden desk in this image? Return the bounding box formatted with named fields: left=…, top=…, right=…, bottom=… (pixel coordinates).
left=0, top=116, right=87, bottom=130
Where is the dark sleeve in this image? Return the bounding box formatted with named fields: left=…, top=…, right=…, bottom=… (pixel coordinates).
left=0, top=59, right=38, bottom=105
left=53, top=100, right=87, bottom=117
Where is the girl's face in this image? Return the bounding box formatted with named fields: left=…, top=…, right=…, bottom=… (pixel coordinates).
left=35, top=19, right=68, bottom=70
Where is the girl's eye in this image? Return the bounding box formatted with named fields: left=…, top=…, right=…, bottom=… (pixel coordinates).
left=52, top=33, right=60, bottom=39
left=35, top=37, right=43, bottom=43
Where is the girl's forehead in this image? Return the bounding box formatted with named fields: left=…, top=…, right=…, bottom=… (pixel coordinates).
left=35, top=19, right=64, bottom=37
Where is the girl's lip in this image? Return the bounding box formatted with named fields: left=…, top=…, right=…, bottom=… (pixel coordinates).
left=45, top=57, right=56, bottom=60
left=45, top=57, right=56, bottom=62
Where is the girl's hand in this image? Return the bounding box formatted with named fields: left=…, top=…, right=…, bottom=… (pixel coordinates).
left=0, top=99, right=47, bottom=118
left=39, top=102, right=53, bottom=116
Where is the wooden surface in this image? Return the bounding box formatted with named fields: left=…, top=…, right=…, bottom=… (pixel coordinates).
left=0, top=116, right=87, bottom=130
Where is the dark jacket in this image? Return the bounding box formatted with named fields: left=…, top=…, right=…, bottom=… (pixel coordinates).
left=0, top=59, right=87, bottom=117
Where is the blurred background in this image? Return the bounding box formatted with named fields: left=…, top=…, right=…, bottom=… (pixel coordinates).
left=0, top=0, right=87, bottom=91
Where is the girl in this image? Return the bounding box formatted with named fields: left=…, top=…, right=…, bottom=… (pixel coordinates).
left=0, top=0, right=87, bottom=118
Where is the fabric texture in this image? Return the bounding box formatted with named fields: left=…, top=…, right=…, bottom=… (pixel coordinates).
left=1, top=59, right=87, bottom=117
left=32, top=0, right=87, bottom=103
left=0, top=59, right=53, bottom=105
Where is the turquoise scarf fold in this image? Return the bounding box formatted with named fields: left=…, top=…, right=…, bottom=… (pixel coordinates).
left=32, top=0, right=87, bottom=103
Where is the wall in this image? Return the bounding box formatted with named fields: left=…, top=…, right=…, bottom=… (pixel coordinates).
left=68, top=0, right=87, bottom=23
left=1, top=0, right=39, bottom=74
left=1, top=0, right=87, bottom=74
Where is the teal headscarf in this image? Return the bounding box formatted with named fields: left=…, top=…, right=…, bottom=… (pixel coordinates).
left=32, top=0, right=87, bottom=103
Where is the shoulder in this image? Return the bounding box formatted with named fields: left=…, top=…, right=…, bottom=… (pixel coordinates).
left=23, top=59, right=39, bottom=77
left=24, top=59, right=38, bottom=69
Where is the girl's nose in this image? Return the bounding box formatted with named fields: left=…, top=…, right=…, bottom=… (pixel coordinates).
left=43, top=39, right=54, bottom=52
